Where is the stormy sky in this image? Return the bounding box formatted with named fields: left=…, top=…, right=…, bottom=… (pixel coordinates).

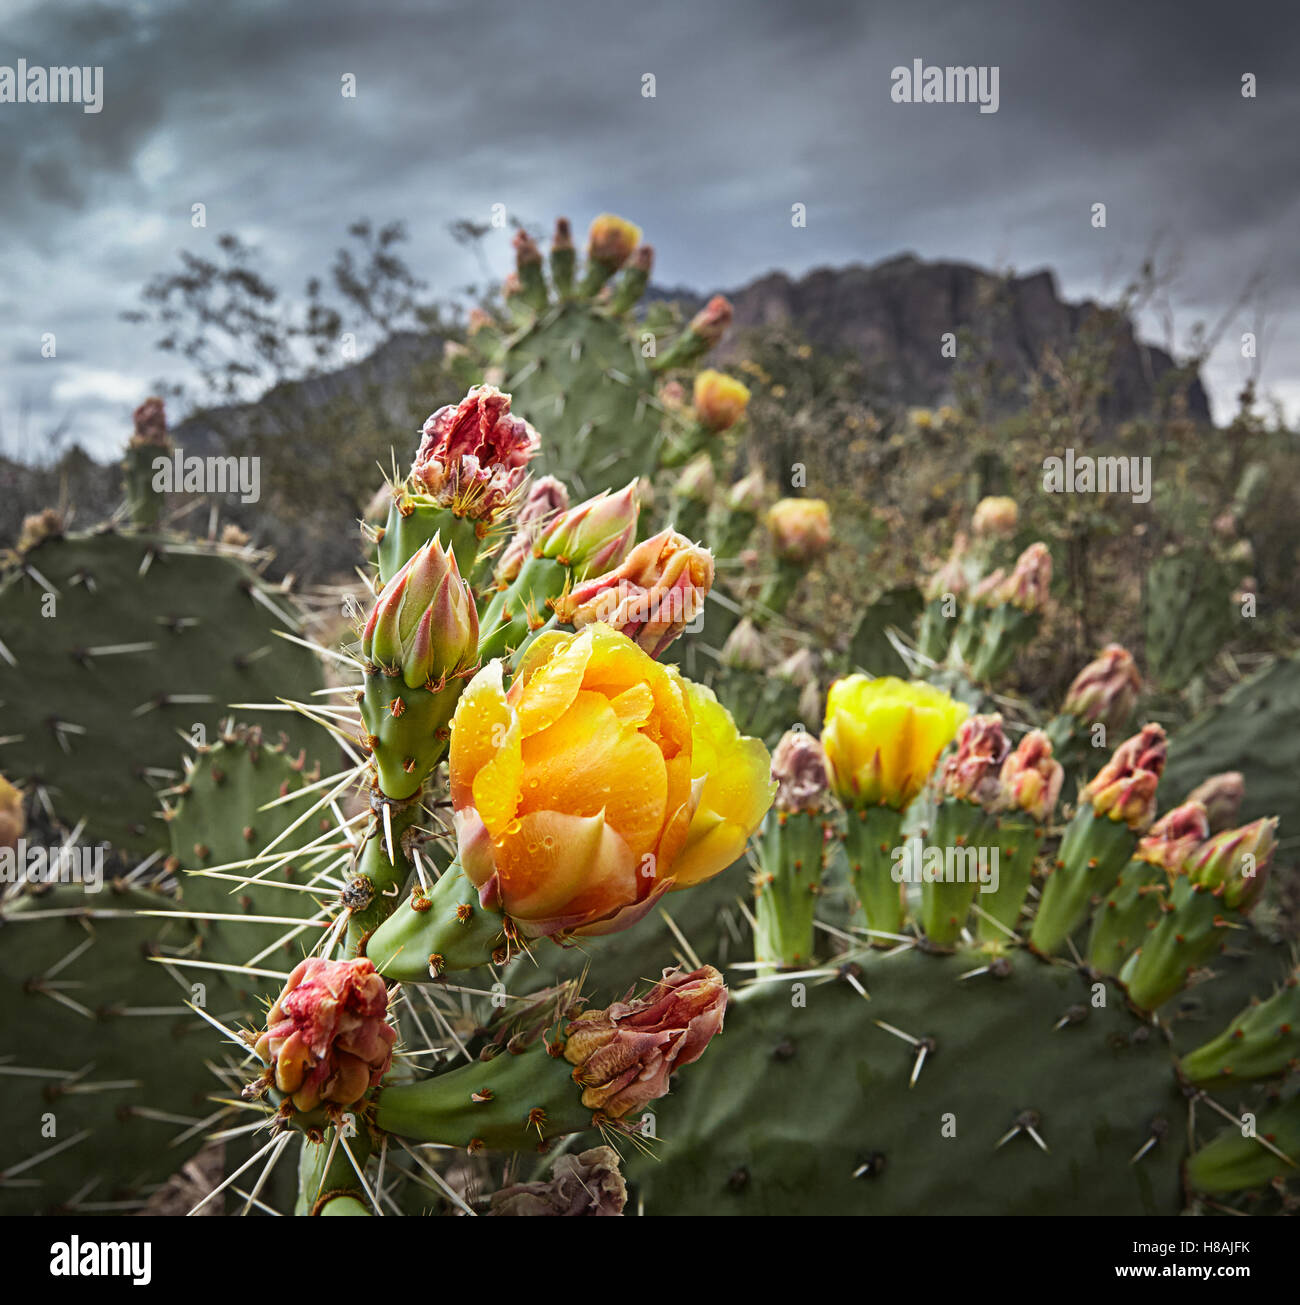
left=3, top=0, right=1298, bottom=461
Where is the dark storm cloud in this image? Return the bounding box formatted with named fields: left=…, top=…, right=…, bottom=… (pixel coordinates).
left=3, top=0, right=1298, bottom=457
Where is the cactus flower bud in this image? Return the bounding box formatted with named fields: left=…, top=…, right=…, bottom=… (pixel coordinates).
left=776, top=646, right=817, bottom=686
left=994, top=541, right=1052, bottom=611
left=490, top=1146, right=627, bottom=1216
left=130, top=396, right=169, bottom=448
left=1136, top=800, right=1210, bottom=874
left=411, top=386, right=540, bottom=520
left=556, top=529, right=714, bottom=659
left=362, top=537, right=478, bottom=688
left=1185, top=772, right=1245, bottom=833
left=0, top=774, right=24, bottom=851
left=1063, top=644, right=1142, bottom=732
left=253, top=957, right=396, bottom=1113
left=563, top=966, right=727, bottom=1118
left=766, top=498, right=831, bottom=565
left=1186, top=818, right=1277, bottom=910
left=494, top=476, right=571, bottom=585
left=969, top=566, right=1007, bottom=606
left=1082, top=723, right=1167, bottom=831
left=720, top=617, right=765, bottom=671
left=924, top=532, right=970, bottom=602
left=693, top=370, right=751, bottom=432
left=725, top=470, right=767, bottom=515
left=467, top=307, right=495, bottom=335
left=586, top=214, right=642, bottom=270
left=689, top=295, right=733, bottom=348
left=771, top=729, right=830, bottom=814
left=940, top=713, right=1011, bottom=807
left=513, top=228, right=542, bottom=267
left=971, top=496, right=1018, bottom=539
left=996, top=730, right=1063, bottom=824
left=674, top=453, right=716, bottom=505
left=538, top=482, right=640, bottom=581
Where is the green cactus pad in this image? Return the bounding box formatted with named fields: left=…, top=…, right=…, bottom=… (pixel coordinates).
left=0, top=528, right=325, bottom=855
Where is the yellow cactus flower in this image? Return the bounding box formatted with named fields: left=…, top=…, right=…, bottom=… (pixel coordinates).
left=586, top=214, right=642, bottom=269
left=765, top=498, right=831, bottom=564
left=821, top=675, right=970, bottom=811
left=448, top=624, right=771, bottom=938
left=692, top=370, right=751, bottom=432
left=671, top=681, right=775, bottom=886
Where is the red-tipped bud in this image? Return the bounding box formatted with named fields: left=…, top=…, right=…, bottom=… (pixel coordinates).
left=539, top=482, right=641, bottom=581
left=130, top=396, right=169, bottom=448
left=562, top=966, right=727, bottom=1118
left=494, top=476, right=571, bottom=585
left=556, top=528, right=714, bottom=659
left=1186, top=818, right=1277, bottom=910
left=1083, top=723, right=1167, bottom=831
left=725, top=470, right=767, bottom=515
left=941, top=713, right=1011, bottom=807
left=362, top=538, right=478, bottom=687
left=771, top=729, right=830, bottom=814
left=689, top=295, right=733, bottom=347
left=766, top=498, right=831, bottom=564
left=996, top=729, right=1063, bottom=824
left=1063, top=644, right=1142, bottom=733
left=1186, top=772, right=1246, bottom=833
left=994, top=541, right=1052, bottom=611
left=551, top=217, right=574, bottom=252
left=512, top=228, right=542, bottom=267
left=253, top=958, right=396, bottom=1113
left=693, top=370, right=751, bottom=432
left=1136, top=800, right=1210, bottom=873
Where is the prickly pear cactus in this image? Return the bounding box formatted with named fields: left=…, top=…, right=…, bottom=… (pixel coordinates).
left=473, top=216, right=732, bottom=494
left=1143, top=549, right=1240, bottom=692
left=0, top=525, right=325, bottom=854
left=0, top=882, right=220, bottom=1214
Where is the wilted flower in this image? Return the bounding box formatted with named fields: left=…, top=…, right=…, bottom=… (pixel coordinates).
left=538, top=482, right=640, bottom=581
left=130, top=396, right=169, bottom=448
left=822, top=675, right=969, bottom=811
left=766, top=498, right=831, bottom=564
left=693, top=370, right=750, bottom=432
left=362, top=538, right=478, bottom=688
left=940, top=713, right=1011, bottom=807
left=1135, top=800, right=1210, bottom=874
left=494, top=476, right=571, bottom=585
left=411, top=386, right=540, bottom=520
left=489, top=1146, right=627, bottom=1216
left=1186, top=818, right=1277, bottom=911
left=587, top=214, right=643, bottom=269
left=996, top=730, right=1063, bottom=824
left=555, top=528, right=714, bottom=659
left=1186, top=772, right=1246, bottom=833
left=1063, top=644, right=1141, bottom=733
left=1082, top=723, right=1167, bottom=831
left=448, top=625, right=772, bottom=938
left=771, top=729, right=830, bottom=814
left=994, top=541, right=1052, bottom=611
left=253, top=957, right=396, bottom=1113
left=563, top=965, right=727, bottom=1117
left=971, top=496, right=1018, bottom=539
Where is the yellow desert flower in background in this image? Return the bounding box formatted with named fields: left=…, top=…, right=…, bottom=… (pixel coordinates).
left=693, top=369, right=751, bottom=431
left=448, top=623, right=771, bottom=938
left=765, top=497, right=831, bottom=564
left=822, top=675, right=970, bottom=811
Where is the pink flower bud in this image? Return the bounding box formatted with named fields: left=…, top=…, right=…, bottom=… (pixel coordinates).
left=725, top=470, right=767, bottom=515
left=996, top=729, right=1063, bottom=824
left=362, top=537, right=479, bottom=687
left=555, top=529, right=715, bottom=659
left=551, top=217, right=574, bottom=252
left=253, top=957, right=396, bottom=1113
left=494, top=476, right=571, bottom=584
left=1083, top=723, right=1167, bottom=831
left=1186, top=818, right=1277, bottom=911
left=1135, top=800, right=1209, bottom=874
left=1185, top=772, right=1245, bottom=833
left=689, top=295, right=733, bottom=347
left=563, top=966, right=727, bottom=1118
left=771, top=730, right=830, bottom=814
left=512, top=228, right=542, bottom=267
left=720, top=617, right=765, bottom=671
left=924, top=533, right=969, bottom=601
left=994, top=541, right=1052, bottom=611
left=539, top=482, right=641, bottom=581
left=1063, top=644, right=1141, bottom=733
left=131, top=396, right=169, bottom=448
left=674, top=453, right=716, bottom=503
left=941, top=713, right=1011, bottom=806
